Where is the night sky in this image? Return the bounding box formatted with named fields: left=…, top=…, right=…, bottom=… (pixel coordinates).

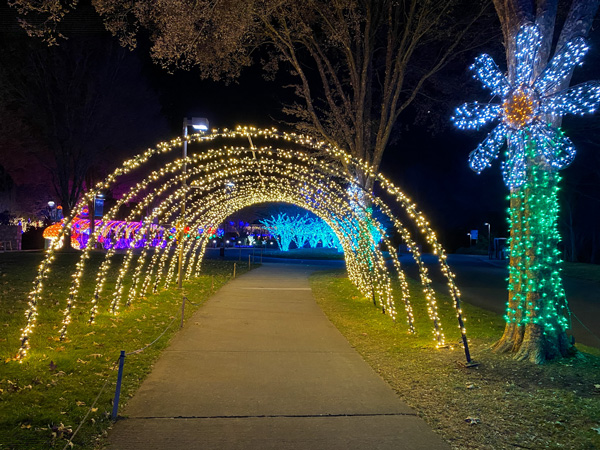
left=137, top=49, right=523, bottom=251
left=1, top=3, right=599, bottom=254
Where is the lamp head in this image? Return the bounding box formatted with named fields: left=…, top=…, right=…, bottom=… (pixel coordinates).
left=185, top=117, right=209, bottom=131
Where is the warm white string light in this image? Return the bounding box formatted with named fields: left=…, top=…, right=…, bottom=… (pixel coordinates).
left=16, top=126, right=469, bottom=361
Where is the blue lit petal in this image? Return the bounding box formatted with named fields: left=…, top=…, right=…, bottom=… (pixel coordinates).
left=470, top=54, right=511, bottom=98
left=502, top=131, right=526, bottom=188
left=468, top=123, right=507, bottom=173
left=515, top=24, right=541, bottom=85
left=542, top=81, right=600, bottom=116
left=535, top=37, right=589, bottom=95
left=536, top=124, right=576, bottom=171
left=451, top=102, right=501, bottom=130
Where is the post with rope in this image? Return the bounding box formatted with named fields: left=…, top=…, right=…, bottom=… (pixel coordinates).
left=233, top=262, right=237, bottom=279
left=111, top=351, right=126, bottom=420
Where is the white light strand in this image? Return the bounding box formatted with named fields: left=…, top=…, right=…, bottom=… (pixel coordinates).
left=453, top=23, right=600, bottom=189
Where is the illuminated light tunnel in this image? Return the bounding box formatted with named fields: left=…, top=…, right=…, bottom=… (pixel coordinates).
left=17, top=126, right=470, bottom=362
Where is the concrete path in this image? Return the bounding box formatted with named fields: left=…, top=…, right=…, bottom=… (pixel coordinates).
left=106, top=264, right=449, bottom=449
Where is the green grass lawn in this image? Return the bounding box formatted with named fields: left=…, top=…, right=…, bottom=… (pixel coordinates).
left=2, top=250, right=599, bottom=449
left=310, top=269, right=600, bottom=450
left=0, top=251, right=252, bottom=449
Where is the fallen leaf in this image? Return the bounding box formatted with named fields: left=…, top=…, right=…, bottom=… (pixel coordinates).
left=75, top=401, right=85, bottom=406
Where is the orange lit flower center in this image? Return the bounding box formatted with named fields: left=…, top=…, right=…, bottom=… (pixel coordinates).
left=503, top=88, right=537, bottom=129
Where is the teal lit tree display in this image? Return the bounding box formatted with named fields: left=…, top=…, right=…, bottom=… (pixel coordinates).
left=260, top=213, right=296, bottom=251
left=453, top=7, right=600, bottom=363
left=306, top=219, right=324, bottom=248
left=261, top=212, right=341, bottom=252
left=291, top=214, right=311, bottom=249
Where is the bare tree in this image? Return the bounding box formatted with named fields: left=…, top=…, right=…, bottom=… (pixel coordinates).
left=0, top=28, right=166, bottom=221
left=9, top=0, right=491, bottom=190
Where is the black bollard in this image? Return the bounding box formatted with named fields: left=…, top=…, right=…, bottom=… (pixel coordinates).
left=111, top=351, right=126, bottom=420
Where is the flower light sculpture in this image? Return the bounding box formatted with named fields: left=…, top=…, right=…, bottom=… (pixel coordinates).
left=453, top=23, right=600, bottom=356
left=15, top=127, right=470, bottom=363
left=452, top=23, right=600, bottom=188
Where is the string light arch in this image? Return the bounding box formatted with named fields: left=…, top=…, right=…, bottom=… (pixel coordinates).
left=17, top=127, right=471, bottom=362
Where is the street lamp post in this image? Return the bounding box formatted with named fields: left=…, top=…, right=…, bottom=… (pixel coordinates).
left=467, top=232, right=471, bottom=247
left=177, top=117, right=209, bottom=314
left=484, top=222, right=491, bottom=259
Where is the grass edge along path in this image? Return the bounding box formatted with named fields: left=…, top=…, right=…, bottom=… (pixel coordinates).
left=310, top=269, right=600, bottom=450
left=0, top=252, right=254, bottom=450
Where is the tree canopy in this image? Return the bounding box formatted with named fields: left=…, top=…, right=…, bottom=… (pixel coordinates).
left=10, top=0, right=492, bottom=188
left=0, top=14, right=168, bottom=217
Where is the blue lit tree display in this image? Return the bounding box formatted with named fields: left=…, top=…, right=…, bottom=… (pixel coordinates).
left=291, top=214, right=311, bottom=249
left=261, top=212, right=342, bottom=252
left=260, top=213, right=296, bottom=251
left=306, top=219, right=324, bottom=248
left=453, top=1, right=600, bottom=363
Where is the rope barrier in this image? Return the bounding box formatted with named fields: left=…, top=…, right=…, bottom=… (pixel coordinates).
left=125, top=315, right=177, bottom=356
left=61, top=273, right=227, bottom=447
left=62, top=311, right=181, bottom=447
left=183, top=295, right=200, bottom=307
left=62, top=359, right=119, bottom=450
left=571, top=312, right=600, bottom=346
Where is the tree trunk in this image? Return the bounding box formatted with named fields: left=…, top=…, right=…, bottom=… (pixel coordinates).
left=494, top=146, right=573, bottom=363
left=490, top=0, right=600, bottom=363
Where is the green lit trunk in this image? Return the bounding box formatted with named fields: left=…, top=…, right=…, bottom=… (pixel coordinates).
left=494, top=145, right=573, bottom=363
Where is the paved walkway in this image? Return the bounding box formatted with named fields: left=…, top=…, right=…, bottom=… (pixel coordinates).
left=106, top=264, right=449, bottom=449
